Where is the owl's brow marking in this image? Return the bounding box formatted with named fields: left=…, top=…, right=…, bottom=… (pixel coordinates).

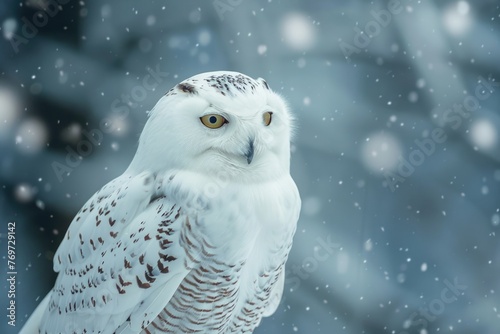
left=261, top=79, right=270, bottom=90
left=177, top=83, right=197, bottom=94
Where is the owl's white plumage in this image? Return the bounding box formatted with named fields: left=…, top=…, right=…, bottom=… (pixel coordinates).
left=21, top=71, right=301, bottom=334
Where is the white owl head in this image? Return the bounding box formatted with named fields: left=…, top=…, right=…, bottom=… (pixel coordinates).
left=129, top=71, right=294, bottom=181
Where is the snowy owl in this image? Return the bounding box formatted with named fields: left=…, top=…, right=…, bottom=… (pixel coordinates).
left=21, top=71, right=301, bottom=334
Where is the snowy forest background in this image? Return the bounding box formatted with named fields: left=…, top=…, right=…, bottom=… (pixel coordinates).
left=1, top=0, right=500, bottom=333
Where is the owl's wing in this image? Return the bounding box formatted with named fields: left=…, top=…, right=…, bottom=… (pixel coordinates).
left=261, top=268, right=285, bottom=317
left=40, top=172, right=195, bottom=334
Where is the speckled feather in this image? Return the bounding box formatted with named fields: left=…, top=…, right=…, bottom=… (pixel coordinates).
left=164, top=73, right=268, bottom=99
left=20, top=71, right=300, bottom=334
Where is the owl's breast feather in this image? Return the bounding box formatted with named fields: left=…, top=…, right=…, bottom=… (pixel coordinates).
left=161, top=169, right=300, bottom=264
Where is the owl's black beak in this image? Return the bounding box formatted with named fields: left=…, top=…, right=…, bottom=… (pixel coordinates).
left=244, top=139, right=254, bottom=164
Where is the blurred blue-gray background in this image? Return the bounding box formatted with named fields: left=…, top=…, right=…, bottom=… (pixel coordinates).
left=1, top=0, right=500, bottom=333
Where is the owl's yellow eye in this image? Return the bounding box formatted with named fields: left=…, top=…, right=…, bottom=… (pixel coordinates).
left=200, top=114, right=227, bottom=129
left=263, top=112, right=273, bottom=126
